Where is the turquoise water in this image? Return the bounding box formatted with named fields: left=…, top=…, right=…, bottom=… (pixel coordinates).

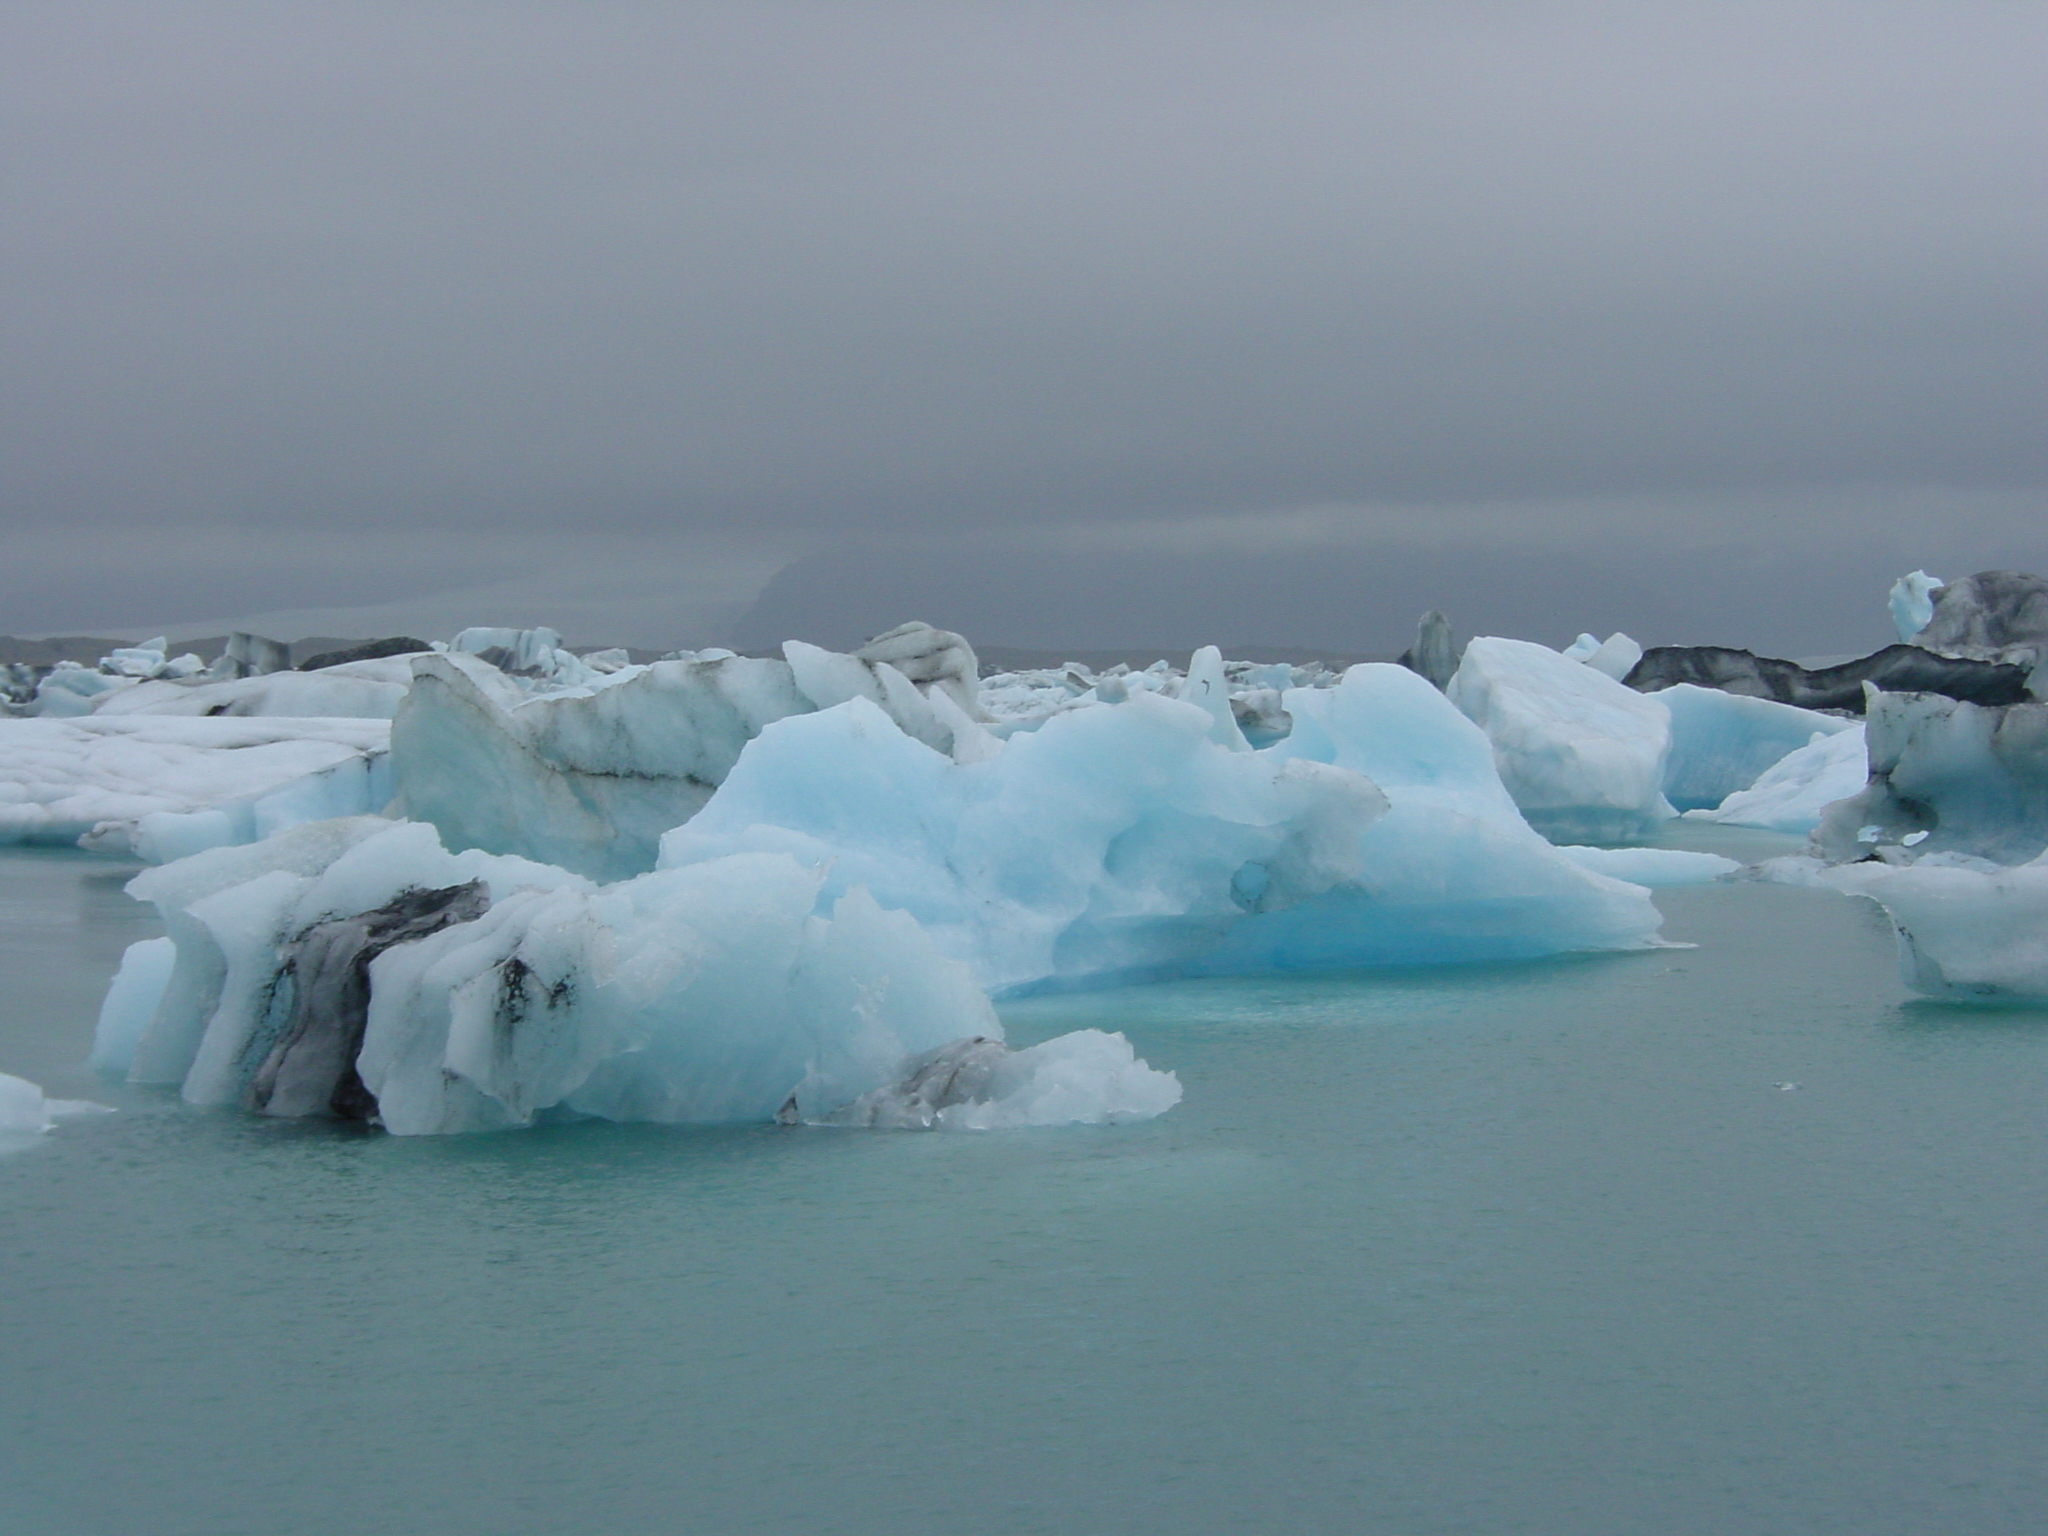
left=4, top=837, right=2047, bottom=1536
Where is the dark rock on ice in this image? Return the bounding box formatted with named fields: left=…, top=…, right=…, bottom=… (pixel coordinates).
left=1912, top=571, right=2048, bottom=665
left=1625, top=644, right=2030, bottom=713
left=813, top=1036, right=1010, bottom=1128
left=1398, top=611, right=1461, bottom=691
left=248, top=880, right=491, bottom=1120
left=298, top=636, right=432, bottom=672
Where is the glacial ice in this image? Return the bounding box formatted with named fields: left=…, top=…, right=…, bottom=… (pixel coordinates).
left=1822, top=853, right=2048, bottom=1002
left=1889, top=570, right=1944, bottom=643
left=661, top=667, right=1663, bottom=992
left=96, top=817, right=1179, bottom=1133
left=0, top=1071, right=109, bottom=1146
left=1446, top=637, right=1675, bottom=843
left=0, top=716, right=390, bottom=854
left=1812, top=691, right=2048, bottom=866
left=92, top=657, right=414, bottom=719
left=1909, top=570, right=2048, bottom=667
left=1686, top=724, right=1868, bottom=834
left=1624, top=643, right=2029, bottom=712
left=1656, top=684, right=1855, bottom=813
left=817, top=1030, right=1181, bottom=1130
left=389, top=630, right=991, bottom=882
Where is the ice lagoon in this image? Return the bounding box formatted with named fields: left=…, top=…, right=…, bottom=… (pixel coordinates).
left=6, top=825, right=2048, bottom=1536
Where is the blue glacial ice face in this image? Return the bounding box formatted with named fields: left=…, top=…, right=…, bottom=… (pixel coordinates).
left=1655, top=684, right=1857, bottom=813
left=1889, top=570, right=1945, bottom=643
left=1685, top=724, right=1868, bottom=835
left=663, top=667, right=1663, bottom=991
left=1445, top=637, right=1676, bottom=844
left=1822, top=852, right=2048, bottom=1002
left=661, top=690, right=1391, bottom=994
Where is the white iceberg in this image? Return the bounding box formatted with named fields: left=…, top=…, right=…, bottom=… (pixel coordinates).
left=1446, top=636, right=1675, bottom=843
left=0, top=1071, right=110, bottom=1146
left=1824, top=853, right=2048, bottom=1001
left=0, top=715, right=391, bottom=855
left=96, top=816, right=1178, bottom=1133
left=390, top=627, right=991, bottom=882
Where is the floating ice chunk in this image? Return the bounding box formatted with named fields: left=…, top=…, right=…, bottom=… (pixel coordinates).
left=0, top=1071, right=111, bottom=1145
left=1563, top=633, right=1601, bottom=661
left=662, top=691, right=1395, bottom=993
left=0, top=716, right=390, bottom=852
left=33, top=662, right=131, bottom=716
left=1910, top=570, right=2048, bottom=665
left=1552, top=845, right=1740, bottom=886
left=1238, top=664, right=1665, bottom=965
left=1447, top=637, right=1675, bottom=843
left=1688, top=725, right=1868, bottom=834
left=1657, top=684, right=1856, bottom=812
left=817, top=1030, right=1181, bottom=1130
left=1813, top=692, right=2048, bottom=865
left=1823, top=853, right=2048, bottom=1001
left=852, top=621, right=983, bottom=718
left=1889, top=570, right=1945, bottom=642
left=104, top=816, right=1102, bottom=1133
left=92, top=936, right=178, bottom=1074
left=101, top=639, right=168, bottom=678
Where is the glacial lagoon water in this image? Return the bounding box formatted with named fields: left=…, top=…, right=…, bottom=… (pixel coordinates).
left=4, top=831, right=2047, bottom=1536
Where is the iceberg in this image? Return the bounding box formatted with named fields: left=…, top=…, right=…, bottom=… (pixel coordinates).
left=816, top=1030, right=1181, bottom=1130
left=1823, top=854, right=2048, bottom=1002
left=660, top=690, right=1395, bottom=993
left=1889, top=571, right=1945, bottom=643
left=1910, top=570, right=2048, bottom=666
left=1813, top=691, right=2048, bottom=866
left=1446, top=637, right=1675, bottom=843
left=1655, top=684, right=1856, bottom=813
left=662, top=666, right=1662, bottom=992
left=1625, top=642, right=2030, bottom=712
left=390, top=628, right=991, bottom=882
left=1687, top=724, right=1868, bottom=834
left=96, top=817, right=1178, bottom=1133
left=0, top=715, right=390, bottom=855
left=0, top=1071, right=109, bottom=1147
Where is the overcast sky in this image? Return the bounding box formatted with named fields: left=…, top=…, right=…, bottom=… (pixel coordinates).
left=4, top=2, right=2043, bottom=655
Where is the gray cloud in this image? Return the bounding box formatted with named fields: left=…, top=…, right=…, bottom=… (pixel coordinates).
left=4, top=3, right=2043, bottom=646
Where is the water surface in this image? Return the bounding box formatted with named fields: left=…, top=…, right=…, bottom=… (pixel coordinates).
left=3, top=837, right=2045, bottom=1536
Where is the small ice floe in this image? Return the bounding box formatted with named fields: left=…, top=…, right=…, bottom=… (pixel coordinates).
left=0, top=1071, right=111, bottom=1147
left=1775, top=1082, right=1801, bottom=1092
left=808, top=1031, right=1182, bottom=1131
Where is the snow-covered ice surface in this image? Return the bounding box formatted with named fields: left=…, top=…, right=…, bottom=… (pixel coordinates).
left=91, top=658, right=414, bottom=719
left=97, top=817, right=1178, bottom=1133
left=1688, top=724, right=1868, bottom=834
left=1446, top=636, right=1675, bottom=843
left=0, top=716, right=390, bottom=855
